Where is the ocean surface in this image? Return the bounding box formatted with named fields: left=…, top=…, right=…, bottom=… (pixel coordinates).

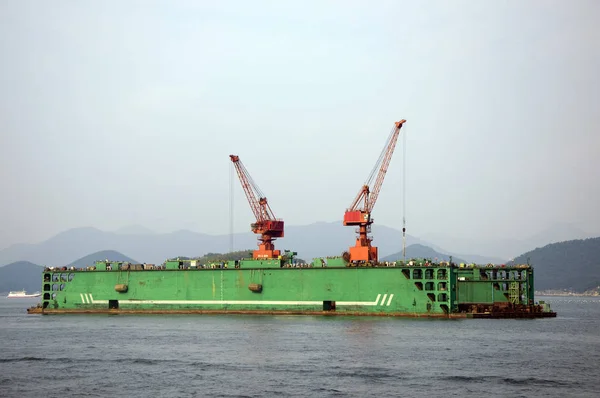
left=1, top=296, right=599, bottom=398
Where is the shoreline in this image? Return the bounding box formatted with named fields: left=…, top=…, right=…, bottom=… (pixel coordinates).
left=537, top=292, right=600, bottom=297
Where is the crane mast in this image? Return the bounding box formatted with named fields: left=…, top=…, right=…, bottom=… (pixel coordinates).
left=343, top=119, right=406, bottom=263
left=230, top=155, right=284, bottom=259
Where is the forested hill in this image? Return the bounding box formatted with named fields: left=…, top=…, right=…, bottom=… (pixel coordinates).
left=508, top=237, right=600, bottom=292
left=0, top=261, right=43, bottom=293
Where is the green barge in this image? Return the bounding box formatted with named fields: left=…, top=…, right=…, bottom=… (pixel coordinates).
left=27, top=252, right=556, bottom=318
left=26, top=119, right=556, bottom=319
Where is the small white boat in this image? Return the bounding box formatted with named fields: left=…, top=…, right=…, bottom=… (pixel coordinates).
left=7, top=290, right=42, bottom=298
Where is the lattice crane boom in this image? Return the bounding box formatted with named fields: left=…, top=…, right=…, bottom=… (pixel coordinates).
left=365, top=119, right=405, bottom=212
left=343, top=119, right=406, bottom=263
left=230, top=155, right=284, bottom=259
left=230, top=155, right=275, bottom=222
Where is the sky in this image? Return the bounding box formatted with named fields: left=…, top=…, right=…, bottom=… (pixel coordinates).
left=1, top=0, right=599, bottom=249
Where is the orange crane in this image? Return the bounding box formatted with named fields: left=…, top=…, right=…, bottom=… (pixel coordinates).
left=343, top=119, right=406, bottom=263
left=230, top=154, right=284, bottom=259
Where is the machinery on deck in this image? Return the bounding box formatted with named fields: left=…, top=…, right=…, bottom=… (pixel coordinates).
left=343, top=119, right=406, bottom=263
left=230, top=155, right=284, bottom=259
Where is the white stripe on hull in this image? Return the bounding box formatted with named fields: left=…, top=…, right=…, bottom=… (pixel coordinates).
left=373, top=294, right=382, bottom=306
left=386, top=294, right=394, bottom=306
left=79, top=293, right=394, bottom=307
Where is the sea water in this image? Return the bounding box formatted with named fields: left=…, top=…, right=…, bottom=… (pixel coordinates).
left=1, top=296, right=599, bottom=397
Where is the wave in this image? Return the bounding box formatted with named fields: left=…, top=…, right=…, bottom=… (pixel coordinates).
left=0, top=357, right=194, bottom=365
left=440, top=375, right=573, bottom=387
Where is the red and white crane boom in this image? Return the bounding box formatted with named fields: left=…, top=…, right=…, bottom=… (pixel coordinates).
left=230, top=155, right=284, bottom=259
left=343, top=119, right=406, bottom=263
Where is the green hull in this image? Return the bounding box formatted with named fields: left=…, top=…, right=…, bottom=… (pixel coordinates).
left=28, top=257, right=556, bottom=318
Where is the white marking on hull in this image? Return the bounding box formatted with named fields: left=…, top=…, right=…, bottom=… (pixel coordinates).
left=79, top=294, right=108, bottom=304
left=386, top=294, right=394, bottom=306
left=381, top=294, right=388, bottom=306
left=118, top=300, right=323, bottom=305
left=372, top=294, right=382, bottom=306
left=80, top=294, right=388, bottom=307
left=90, top=294, right=107, bottom=304
left=335, top=300, right=379, bottom=306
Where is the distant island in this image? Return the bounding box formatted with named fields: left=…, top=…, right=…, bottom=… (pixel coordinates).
left=536, top=288, right=600, bottom=297
left=0, top=250, right=137, bottom=294
left=508, top=237, right=600, bottom=292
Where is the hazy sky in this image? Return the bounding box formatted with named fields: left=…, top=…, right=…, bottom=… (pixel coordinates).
left=1, top=0, right=599, bottom=249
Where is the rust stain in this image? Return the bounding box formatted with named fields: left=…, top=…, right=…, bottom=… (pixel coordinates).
left=237, top=270, right=245, bottom=288
left=26, top=307, right=557, bottom=318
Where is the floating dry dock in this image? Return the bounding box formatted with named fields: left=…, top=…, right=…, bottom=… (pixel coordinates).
left=27, top=254, right=556, bottom=319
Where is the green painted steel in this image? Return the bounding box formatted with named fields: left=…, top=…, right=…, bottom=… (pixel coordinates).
left=41, top=266, right=448, bottom=314
left=36, top=256, right=550, bottom=317
left=453, top=266, right=534, bottom=306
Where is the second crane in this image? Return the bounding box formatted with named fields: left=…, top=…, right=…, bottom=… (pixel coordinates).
left=343, top=119, right=406, bottom=264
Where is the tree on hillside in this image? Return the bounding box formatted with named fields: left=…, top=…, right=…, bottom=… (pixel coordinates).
left=168, top=249, right=307, bottom=264
left=168, top=250, right=253, bottom=263
left=508, top=237, right=600, bottom=292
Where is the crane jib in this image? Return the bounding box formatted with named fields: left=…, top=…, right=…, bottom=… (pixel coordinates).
left=342, top=119, right=406, bottom=263
left=229, top=154, right=284, bottom=259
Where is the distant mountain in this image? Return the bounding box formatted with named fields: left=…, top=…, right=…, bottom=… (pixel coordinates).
left=0, top=222, right=431, bottom=267
left=67, top=250, right=138, bottom=268
left=522, top=222, right=593, bottom=250
left=2, top=222, right=583, bottom=268
left=407, top=239, right=505, bottom=264
left=0, top=251, right=137, bottom=294
left=448, top=253, right=506, bottom=265
left=419, top=233, right=528, bottom=261
left=0, top=227, right=218, bottom=267
left=508, top=237, right=600, bottom=292
left=4, top=238, right=597, bottom=294
left=277, top=222, right=429, bottom=261
left=113, top=225, right=156, bottom=235
left=0, top=261, right=44, bottom=294
left=421, top=223, right=595, bottom=261
left=381, top=244, right=467, bottom=264
left=384, top=238, right=600, bottom=292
